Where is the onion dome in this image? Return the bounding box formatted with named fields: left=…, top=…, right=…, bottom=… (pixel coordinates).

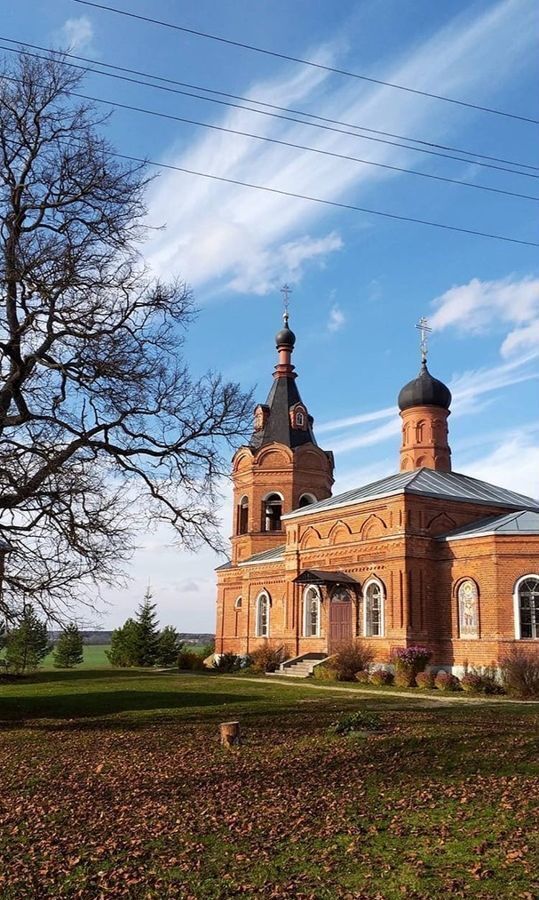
left=275, top=315, right=296, bottom=349
left=398, top=360, right=452, bottom=412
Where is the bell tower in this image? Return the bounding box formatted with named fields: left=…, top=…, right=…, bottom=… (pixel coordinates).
left=231, top=288, right=334, bottom=564
left=398, top=318, right=452, bottom=472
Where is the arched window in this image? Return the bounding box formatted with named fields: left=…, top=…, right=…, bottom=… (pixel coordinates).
left=296, top=411, right=304, bottom=426
left=263, top=493, right=282, bottom=532
left=234, top=596, right=242, bottom=610
left=416, top=421, right=425, bottom=442
left=515, top=576, right=539, bottom=639
left=238, top=496, right=249, bottom=534
left=457, top=579, right=479, bottom=638
left=255, top=591, right=270, bottom=637
left=299, top=493, right=317, bottom=508
left=303, top=586, right=321, bottom=637
left=364, top=579, right=384, bottom=637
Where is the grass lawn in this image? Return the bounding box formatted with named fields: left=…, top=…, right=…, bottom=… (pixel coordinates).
left=41, top=643, right=112, bottom=669
left=0, top=671, right=537, bottom=899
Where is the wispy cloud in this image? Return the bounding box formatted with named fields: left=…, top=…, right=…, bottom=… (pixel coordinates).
left=328, top=303, right=346, bottom=332
left=430, top=275, right=539, bottom=358
left=145, top=0, right=537, bottom=296
left=57, top=16, right=95, bottom=52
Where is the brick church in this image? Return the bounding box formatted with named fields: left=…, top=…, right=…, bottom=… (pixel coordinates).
left=216, top=308, right=539, bottom=674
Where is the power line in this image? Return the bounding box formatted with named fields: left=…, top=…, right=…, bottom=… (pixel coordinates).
left=73, top=0, right=539, bottom=126
left=2, top=36, right=537, bottom=175
left=2, top=79, right=536, bottom=247
left=3, top=47, right=539, bottom=203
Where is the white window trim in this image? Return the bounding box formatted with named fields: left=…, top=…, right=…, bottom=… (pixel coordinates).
left=513, top=574, right=539, bottom=640
left=262, top=490, right=284, bottom=502
left=234, top=596, right=242, bottom=610
left=363, top=577, right=385, bottom=638
left=255, top=590, right=270, bottom=638
left=299, top=492, right=317, bottom=506
left=302, top=584, right=321, bottom=638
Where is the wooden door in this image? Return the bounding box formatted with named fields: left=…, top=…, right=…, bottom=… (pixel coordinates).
left=329, top=598, right=352, bottom=651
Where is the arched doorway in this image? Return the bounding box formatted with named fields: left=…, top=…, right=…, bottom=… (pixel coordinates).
left=329, top=585, right=353, bottom=651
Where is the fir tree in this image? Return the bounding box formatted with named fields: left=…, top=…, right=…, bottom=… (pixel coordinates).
left=156, top=626, right=183, bottom=667
left=106, top=618, right=141, bottom=668
left=53, top=624, right=84, bottom=669
left=5, top=606, right=50, bottom=674
left=135, top=587, right=160, bottom=667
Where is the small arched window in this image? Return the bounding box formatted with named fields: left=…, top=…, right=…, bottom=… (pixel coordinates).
left=234, top=596, right=242, bottom=610
left=457, top=579, right=479, bottom=638
left=416, top=421, right=425, bottom=442
left=299, top=493, right=317, bottom=508
left=255, top=591, right=270, bottom=637
left=296, top=411, right=304, bottom=426
left=263, top=493, right=282, bottom=532
left=238, top=496, right=249, bottom=535
left=364, top=579, right=384, bottom=637
left=515, top=576, right=539, bottom=639
left=303, top=586, right=321, bottom=637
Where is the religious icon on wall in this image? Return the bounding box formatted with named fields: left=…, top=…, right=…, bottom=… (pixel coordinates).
left=458, top=579, right=479, bottom=638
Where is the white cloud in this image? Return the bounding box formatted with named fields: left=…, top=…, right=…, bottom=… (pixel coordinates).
left=328, top=303, right=346, bottom=332
left=430, top=275, right=539, bottom=357
left=58, top=16, right=95, bottom=52
left=145, top=0, right=537, bottom=297
left=463, top=434, right=539, bottom=499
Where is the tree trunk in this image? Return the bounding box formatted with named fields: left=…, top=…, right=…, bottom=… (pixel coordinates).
left=220, top=721, right=241, bottom=748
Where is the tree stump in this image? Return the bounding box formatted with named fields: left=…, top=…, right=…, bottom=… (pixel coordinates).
left=220, top=721, right=241, bottom=748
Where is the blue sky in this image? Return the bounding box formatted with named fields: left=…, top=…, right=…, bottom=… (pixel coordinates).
left=4, top=0, right=539, bottom=630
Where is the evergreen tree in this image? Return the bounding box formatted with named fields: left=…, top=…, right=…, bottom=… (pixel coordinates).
left=156, top=626, right=183, bottom=667
left=53, top=624, right=84, bottom=669
left=106, top=618, right=141, bottom=667
left=5, top=606, right=50, bottom=674
left=134, top=587, right=160, bottom=667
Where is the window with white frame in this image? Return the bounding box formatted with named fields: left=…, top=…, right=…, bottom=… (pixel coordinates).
left=515, top=576, right=539, bottom=639
left=256, top=591, right=270, bottom=637
left=364, top=579, right=384, bottom=637
left=234, top=596, right=242, bottom=610
left=303, top=585, right=321, bottom=637
left=263, top=493, right=283, bottom=532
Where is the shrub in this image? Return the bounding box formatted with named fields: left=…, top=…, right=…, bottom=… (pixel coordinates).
left=369, top=668, right=394, bottom=686
left=248, top=643, right=288, bottom=673
left=53, top=623, right=84, bottom=669
left=460, top=672, right=483, bottom=693
left=212, top=652, right=241, bottom=673
left=312, top=662, right=337, bottom=681
left=500, top=647, right=539, bottom=699
left=331, top=641, right=375, bottom=682
left=415, top=671, right=436, bottom=689
left=391, top=646, right=432, bottom=687
left=435, top=671, right=460, bottom=691
left=329, top=710, right=382, bottom=735
left=355, top=670, right=369, bottom=684
left=177, top=649, right=205, bottom=671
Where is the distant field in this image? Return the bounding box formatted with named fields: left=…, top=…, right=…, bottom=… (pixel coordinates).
left=41, top=644, right=112, bottom=669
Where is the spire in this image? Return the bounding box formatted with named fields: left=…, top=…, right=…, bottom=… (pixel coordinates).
left=274, top=283, right=296, bottom=379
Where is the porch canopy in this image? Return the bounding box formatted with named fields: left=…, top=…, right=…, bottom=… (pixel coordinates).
left=294, top=569, right=359, bottom=586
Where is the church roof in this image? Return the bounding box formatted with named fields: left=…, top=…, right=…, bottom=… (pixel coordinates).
left=439, top=509, right=539, bottom=541
left=238, top=545, right=285, bottom=566
left=249, top=376, right=316, bottom=450
left=282, top=468, right=539, bottom=520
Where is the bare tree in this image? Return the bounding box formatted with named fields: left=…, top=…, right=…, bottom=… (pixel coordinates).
left=0, top=53, right=252, bottom=621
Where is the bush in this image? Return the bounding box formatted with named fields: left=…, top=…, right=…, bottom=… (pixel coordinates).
left=369, top=668, right=394, bottom=686
left=312, top=662, right=337, bottom=681
left=329, top=710, right=382, bottom=735
left=248, top=643, right=288, bottom=673
left=391, top=646, right=432, bottom=687
left=331, top=641, right=375, bottom=682
left=500, top=647, right=539, bottom=699
left=415, top=671, right=436, bottom=689
left=435, top=671, right=460, bottom=691
left=4, top=607, right=51, bottom=674
left=177, top=649, right=205, bottom=671
left=212, top=652, right=241, bottom=673
left=460, top=672, right=483, bottom=693
left=53, top=623, right=84, bottom=669
left=355, top=670, right=369, bottom=684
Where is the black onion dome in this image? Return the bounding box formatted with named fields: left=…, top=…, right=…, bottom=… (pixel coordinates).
left=398, top=360, right=452, bottom=412
left=275, top=322, right=296, bottom=348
